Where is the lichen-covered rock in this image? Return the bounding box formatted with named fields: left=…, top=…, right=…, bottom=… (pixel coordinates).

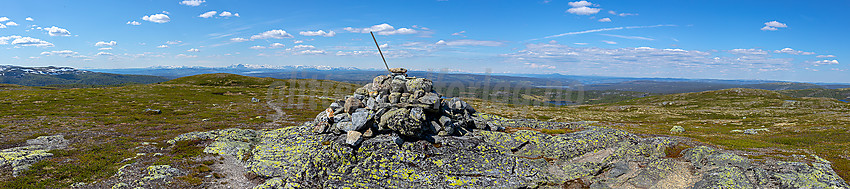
left=348, top=108, right=371, bottom=132
left=379, top=108, right=424, bottom=137
left=142, top=165, right=179, bottom=181
left=693, top=166, right=753, bottom=189
left=670, top=125, right=685, bottom=133
left=0, top=135, right=69, bottom=175
left=771, top=161, right=849, bottom=189
left=405, top=78, right=432, bottom=93
left=343, top=96, right=364, bottom=114
left=204, top=141, right=252, bottom=160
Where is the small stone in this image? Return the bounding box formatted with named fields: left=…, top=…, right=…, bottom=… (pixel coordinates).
left=335, top=122, right=354, bottom=132
left=349, top=108, right=371, bottom=131
left=670, top=126, right=685, bottom=133
left=389, top=67, right=408, bottom=74
left=419, top=92, right=441, bottom=109
left=391, top=78, right=407, bottom=93
left=379, top=108, right=424, bottom=137
left=406, top=78, right=433, bottom=92
left=389, top=92, right=401, bottom=103
left=344, top=97, right=364, bottom=114
left=345, top=131, right=363, bottom=146
left=363, top=127, right=375, bottom=138
left=143, top=108, right=161, bottom=115
left=325, top=108, right=335, bottom=120
left=400, top=93, right=411, bottom=103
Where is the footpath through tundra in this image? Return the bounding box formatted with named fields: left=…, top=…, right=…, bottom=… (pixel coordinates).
left=157, top=69, right=848, bottom=188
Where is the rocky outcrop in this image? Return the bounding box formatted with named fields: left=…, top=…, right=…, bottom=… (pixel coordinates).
left=167, top=115, right=849, bottom=188
left=0, top=135, right=68, bottom=175
left=166, top=71, right=849, bottom=188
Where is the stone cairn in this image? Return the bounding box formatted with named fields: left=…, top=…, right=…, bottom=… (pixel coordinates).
left=312, top=68, right=493, bottom=146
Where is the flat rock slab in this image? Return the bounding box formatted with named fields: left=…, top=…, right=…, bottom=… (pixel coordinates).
left=170, top=117, right=850, bottom=189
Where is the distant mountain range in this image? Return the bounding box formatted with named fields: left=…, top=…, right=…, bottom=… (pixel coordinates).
left=91, top=64, right=850, bottom=93
left=0, top=65, right=168, bottom=87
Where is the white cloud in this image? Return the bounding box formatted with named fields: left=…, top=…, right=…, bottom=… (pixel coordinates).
left=187, top=48, right=200, bottom=52
left=142, top=14, right=170, bottom=23
left=765, top=21, right=787, bottom=28
left=435, top=39, right=503, bottom=46
left=773, top=48, right=814, bottom=55
left=230, top=37, right=250, bottom=42
left=0, top=17, right=8, bottom=22
left=199, top=11, right=217, bottom=18
left=270, top=43, right=285, bottom=48
left=602, top=40, right=617, bottom=44
left=298, top=50, right=326, bottom=55
left=524, top=63, right=556, bottom=69
left=599, top=34, right=653, bottom=40
left=451, top=31, right=466, bottom=36
left=299, top=30, right=336, bottom=37
left=5, top=21, right=18, bottom=26
left=343, top=24, right=417, bottom=35
left=157, top=45, right=169, bottom=48
left=618, top=13, right=638, bottom=16
left=567, top=6, right=601, bottom=15
left=566, top=1, right=600, bottom=15
left=126, top=21, right=141, bottom=25
left=219, top=11, right=239, bottom=17
left=760, top=26, right=778, bottom=31
left=811, top=60, right=839, bottom=65
left=539, top=24, right=675, bottom=40
left=568, top=1, right=594, bottom=7
left=816, top=55, right=836, bottom=58
left=99, top=47, right=112, bottom=50
left=95, top=41, right=117, bottom=46
left=292, top=45, right=315, bottom=49
left=0, top=23, right=5, bottom=29
left=42, top=26, right=71, bottom=36
left=293, top=40, right=303, bottom=44
left=25, top=17, right=34, bottom=21
left=250, top=46, right=266, bottom=50
left=502, top=42, right=795, bottom=77
left=40, top=50, right=78, bottom=57
left=176, top=54, right=197, bottom=58
left=598, top=18, right=611, bottom=22
left=729, top=48, right=768, bottom=55
left=179, top=0, right=205, bottom=6
left=166, top=40, right=181, bottom=45
left=250, top=29, right=293, bottom=40
left=574, top=43, right=588, bottom=45
left=96, top=52, right=113, bottom=56
left=761, top=21, right=787, bottom=31
left=1, top=36, right=54, bottom=47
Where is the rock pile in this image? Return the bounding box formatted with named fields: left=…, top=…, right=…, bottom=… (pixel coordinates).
left=312, top=68, right=492, bottom=146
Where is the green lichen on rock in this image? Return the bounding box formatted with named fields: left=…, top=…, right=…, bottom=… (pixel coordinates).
left=111, top=182, right=129, bottom=189
left=670, top=125, right=685, bottom=133
left=0, top=135, right=69, bottom=175
left=142, top=165, right=179, bottom=181
left=204, top=141, right=252, bottom=160
left=254, top=177, right=302, bottom=189
left=771, top=161, right=849, bottom=189
left=548, top=162, right=602, bottom=182
left=693, top=166, right=754, bottom=189
left=167, top=128, right=257, bottom=144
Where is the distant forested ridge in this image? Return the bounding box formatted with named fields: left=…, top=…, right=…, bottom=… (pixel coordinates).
left=0, top=65, right=167, bottom=86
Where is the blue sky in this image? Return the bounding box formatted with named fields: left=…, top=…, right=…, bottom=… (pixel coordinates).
left=1, top=0, right=848, bottom=83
